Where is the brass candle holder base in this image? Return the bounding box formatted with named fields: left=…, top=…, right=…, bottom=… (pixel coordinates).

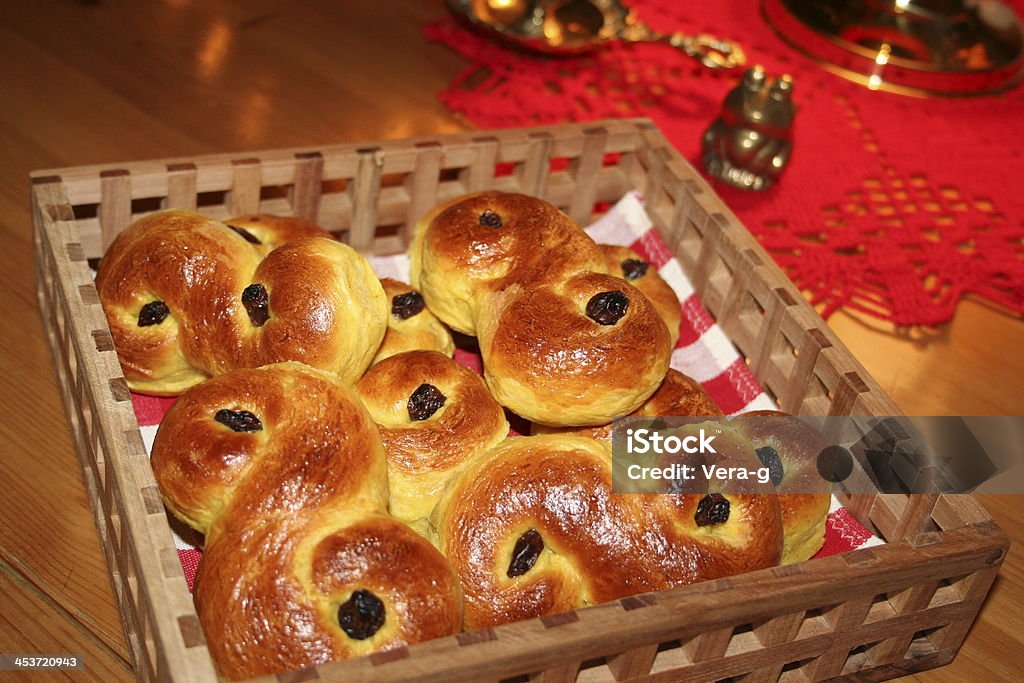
left=762, top=0, right=1024, bottom=97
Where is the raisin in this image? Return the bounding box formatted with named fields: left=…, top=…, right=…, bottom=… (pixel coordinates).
left=507, top=529, right=544, bottom=577
left=241, top=284, right=269, bottom=327
left=407, top=383, right=446, bottom=421
left=138, top=301, right=170, bottom=327
left=214, top=409, right=263, bottom=432
left=694, top=493, right=730, bottom=526
left=337, top=589, right=385, bottom=640
left=585, top=291, right=629, bottom=325
left=479, top=210, right=503, bottom=228
left=620, top=258, right=649, bottom=281
left=227, top=224, right=262, bottom=245
left=391, top=291, right=425, bottom=320
left=755, top=446, right=785, bottom=486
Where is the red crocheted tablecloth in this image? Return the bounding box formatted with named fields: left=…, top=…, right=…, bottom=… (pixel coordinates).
left=425, top=1, right=1024, bottom=326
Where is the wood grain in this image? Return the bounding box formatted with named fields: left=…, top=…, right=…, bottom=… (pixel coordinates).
left=0, top=0, right=1021, bottom=681
left=0, top=561, right=132, bottom=682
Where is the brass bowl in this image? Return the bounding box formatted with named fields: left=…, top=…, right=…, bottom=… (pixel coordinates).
left=763, top=0, right=1024, bottom=96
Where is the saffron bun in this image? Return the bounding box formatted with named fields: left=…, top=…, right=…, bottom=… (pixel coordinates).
left=409, top=191, right=606, bottom=335
left=95, top=210, right=387, bottom=395
left=150, top=362, right=461, bottom=679
left=409, top=192, right=673, bottom=426
left=220, top=213, right=329, bottom=255
left=732, top=410, right=832, bottom=564
left=372, top=279, right=454, bottom=365
left=533, top=369, right=723, bottom=440
left=355, top=351, right=508, bottom=523
left=476, top=272, right=672, bottom=426
left=600, top=244, right=681, bottom=347
left=432, top=433, right=782, bottom=629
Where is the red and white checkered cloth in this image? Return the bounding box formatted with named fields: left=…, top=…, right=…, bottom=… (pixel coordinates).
left=131, top=192, right=881, bottom=592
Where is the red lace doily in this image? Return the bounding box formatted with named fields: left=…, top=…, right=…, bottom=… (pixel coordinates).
left=425, top=1, right=1024, bottom=326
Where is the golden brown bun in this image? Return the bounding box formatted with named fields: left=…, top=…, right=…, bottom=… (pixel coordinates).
left=151, top=363, right=461, bottom=679
left=355, top=351, right=508, bottom=523
left=534, top=369, right=723, bottom=440
left=600, top=244, right=681, bottom=347
left=634, top=368, right=722, bottom=417
left=222, top=213, right=330, bottom=256
left=477, top=272, right=672, bottom=426
left=96, top=210, right=387, bottom=394
left=731, top=411, right=832, bottom=564
left=433, top=434, right=782, bottom=629
left=372, top=279, right=454, bottom=365
left=410, top=191, right=606, bottom=335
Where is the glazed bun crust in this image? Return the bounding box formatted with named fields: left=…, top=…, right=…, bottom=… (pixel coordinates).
left=244, top=237, right=388, bottom=382
left=732, top=410, right=832, bottom=564
left=600, top=244, right=681, bottom=347
left=410, top=191, right=606, bottom=335
left=96, top=211, right=248, bottom=393
left=478, top=272, right=672, bottom=426
left=534, top=369, right=723, bottom=440
left=151, top=363, right=461, bottom=679
left=635, top=368, right=722, bottom=418
left=196, top=511, right=462, bottom=679
left=372, top=279, right=454, bottom=365
left=151, top=363, right=387, bottom=533
left=96, top=211, right=387, bottom=394
left=355, top=351, right=508, bottom=523
left=222, top=213, right=330, bottom=255
left=410, top=192, right=673, bottom=426
left=434, top=434, right=781, bottom=629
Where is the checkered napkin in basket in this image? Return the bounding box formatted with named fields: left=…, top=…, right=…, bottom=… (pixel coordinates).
left=129, top=191, right=881, bottom=591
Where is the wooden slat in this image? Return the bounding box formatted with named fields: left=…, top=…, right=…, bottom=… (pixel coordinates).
left=931, top=494, right=993, bottom=530
left=606, top=644, right=658, bottom=681
left=229, top=158, right=262, bottom=215
left=98, top=170, right=131, bottom=249
left=785, top=325, right=829, bottom=414
left=754, top=611, right=806, bottom=647
left=566, top=127, right=608, bottom=225
left=460, top=136, right=498, bottom=193
left=659, top=181, right=701, bottom=262
left=403, top=142, right=443, bottom=247
left=348, top=147, right=384, bottom=252
left=807, top=597, right=875, bottom=679
left=165, top=163, right=197, bottom=211
left=689, top=210, right=726, bottom=296
left=517, top=132, right=554, bottom=197
left=682, top=626, right=733, bottom=663
left=716, top=248, right=759, bottom=349
left=291, top=152, right=324, bottom=221
left=529, top=661, right=582, bottom=682
left=635, top=122, right=671, bottom=201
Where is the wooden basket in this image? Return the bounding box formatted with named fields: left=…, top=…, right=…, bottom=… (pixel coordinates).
left=31, top=118, right=1007, bottom=682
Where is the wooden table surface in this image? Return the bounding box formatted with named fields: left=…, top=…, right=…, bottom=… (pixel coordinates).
left=1, top=1, right=1021, bottom=680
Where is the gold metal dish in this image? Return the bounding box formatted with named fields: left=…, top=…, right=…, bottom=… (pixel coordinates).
left=763, top=0, right=1024, bottom=96
left=447, top=0, right=746, bottom=70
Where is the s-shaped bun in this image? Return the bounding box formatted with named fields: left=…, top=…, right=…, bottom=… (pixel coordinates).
left=150, top=362, right=461, bottom=678
left=433, top=433, right=782, bottom=629
left=96, top=210, right=387, bottom=394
